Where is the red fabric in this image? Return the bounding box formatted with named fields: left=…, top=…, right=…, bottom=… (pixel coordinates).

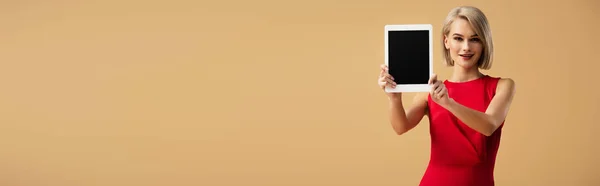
left=419, top=75, right=503, bottom=186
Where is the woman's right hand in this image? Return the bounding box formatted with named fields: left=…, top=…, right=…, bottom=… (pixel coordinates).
left=378, top=64, right=402, bottom=100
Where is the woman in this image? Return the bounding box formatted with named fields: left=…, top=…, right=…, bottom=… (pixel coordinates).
left=377, top=6, right=516, bottom=186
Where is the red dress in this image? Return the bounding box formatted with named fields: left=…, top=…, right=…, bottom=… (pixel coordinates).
left=419, top=75, right=504, bottom=186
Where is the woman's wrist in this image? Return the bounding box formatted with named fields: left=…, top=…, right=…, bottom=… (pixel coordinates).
left=388, top=94, right=403, bottom=103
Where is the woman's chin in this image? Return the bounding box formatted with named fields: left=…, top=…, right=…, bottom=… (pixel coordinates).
left=456, top=60, right=477, bottom=69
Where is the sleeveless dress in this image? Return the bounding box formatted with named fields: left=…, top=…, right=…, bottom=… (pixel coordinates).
left=419, top=75, right=504, bottom=186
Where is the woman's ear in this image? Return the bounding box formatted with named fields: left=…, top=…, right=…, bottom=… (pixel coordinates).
left=443, top=35, right=450, bottom=49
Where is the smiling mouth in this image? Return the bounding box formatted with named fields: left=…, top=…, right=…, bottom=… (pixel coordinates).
left=459, top=54, right=474, bottom=60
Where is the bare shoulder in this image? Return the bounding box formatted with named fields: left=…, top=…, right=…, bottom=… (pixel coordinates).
left=497, top=78, right=516, bottom=94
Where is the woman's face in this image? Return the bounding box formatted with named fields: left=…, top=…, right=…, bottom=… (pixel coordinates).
left=444, top=18, right=483, bottom=69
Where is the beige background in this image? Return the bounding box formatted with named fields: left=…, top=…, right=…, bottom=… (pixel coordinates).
left=1, top=0, right=598, bottom=185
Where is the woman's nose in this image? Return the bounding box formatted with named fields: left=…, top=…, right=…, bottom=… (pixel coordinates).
left=462, top=41, right=470, bottom=51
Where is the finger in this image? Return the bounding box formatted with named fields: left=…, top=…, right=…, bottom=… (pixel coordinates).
left=434, top=85, right=443, bottom=98
left=438, top=87, right=447, bottom=99
left=384, top=76, right=396, bottom=86
left=428, top=74, right=438, bottom=85
left=434, top=85, right=443, bottom=95
left=386, top=74, right=396, bottom=85
left=378, top=79, right=387, bottom=89
left=435, top=82, right=445, bottom=93
left=378, top=75, right=395, bottom=86
left=380, top=80, right=396, bottom=89
left=381, top=64, right=388, bottom=73
left=431, top=80, right=441, bottom=90
left=433, top=89, right=441, bottom=100
left=430, top=82, right=442, bottom=98
left=386, top=79, right=396, bottom=87
left=385, top=73, right=395, bottom=81
left=441, top=87, right=448, bottom=97
left=378, top=76, right=387, bottom=85
left=430, top=83, right=437, bottom=93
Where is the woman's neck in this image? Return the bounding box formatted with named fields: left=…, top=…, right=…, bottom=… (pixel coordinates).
left=449, top=65, right=484, bottom=83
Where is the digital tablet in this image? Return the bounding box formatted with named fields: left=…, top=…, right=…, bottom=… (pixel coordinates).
left=384, top=24, right=433, bottom=92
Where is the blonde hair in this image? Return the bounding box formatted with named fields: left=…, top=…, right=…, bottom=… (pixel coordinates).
left=441, top=6, right=494, bottom=70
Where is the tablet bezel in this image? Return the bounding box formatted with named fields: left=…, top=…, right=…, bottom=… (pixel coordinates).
left=384, top=24, right=433, bottom=93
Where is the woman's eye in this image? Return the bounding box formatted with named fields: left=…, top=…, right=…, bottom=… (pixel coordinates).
left=470, top=38, right=481, bottom=42
left=454, top=37, right=463, bottom=41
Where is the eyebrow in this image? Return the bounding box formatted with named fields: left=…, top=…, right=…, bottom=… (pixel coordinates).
left=452, top=33, right=479, bottom=37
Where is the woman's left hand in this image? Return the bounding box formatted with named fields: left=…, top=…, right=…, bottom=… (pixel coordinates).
left=429, top=74, right=453, bottom=108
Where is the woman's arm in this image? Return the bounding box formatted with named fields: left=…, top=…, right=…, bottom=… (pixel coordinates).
left=443, top=78, right=516, bottom=136
left=388, top=93, right=429, bottom=135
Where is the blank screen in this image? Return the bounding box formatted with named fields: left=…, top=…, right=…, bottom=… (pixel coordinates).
left=388, top=30, right=430, bottom=85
